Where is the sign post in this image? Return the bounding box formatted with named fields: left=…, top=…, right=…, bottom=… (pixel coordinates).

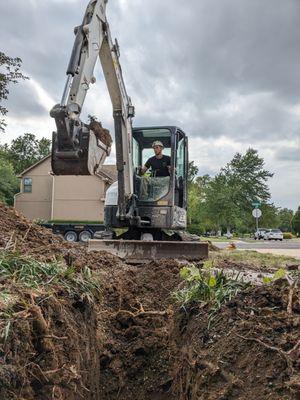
left=252, top=208, right=262, bottom=231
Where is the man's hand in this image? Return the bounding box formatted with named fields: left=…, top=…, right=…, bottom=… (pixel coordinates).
left=139, top=165, right=148, bottom=175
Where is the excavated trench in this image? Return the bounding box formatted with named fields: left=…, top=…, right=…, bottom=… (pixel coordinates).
left=0, top=203, right=299, bottom=400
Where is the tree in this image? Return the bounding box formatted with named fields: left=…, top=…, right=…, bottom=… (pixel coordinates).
left=0, top=52, right=28, bottom=132
left=1, top=133, right=51, bottom=174
left=188, top=175, right=210, bottom=224
left=204, top=148, right=273, bottom=232
left=187, top=161, right=199, bottom=187
left=292, top=207, right=300, bottom=235
left=277, top=208, right=294, bottom=232
left=0, top=158, right=19, bottom=205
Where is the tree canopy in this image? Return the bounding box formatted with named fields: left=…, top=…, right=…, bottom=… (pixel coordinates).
left=187, top=148, right=280, bottom=234
left=0, top=133, right=51, bottom=174
left=0, top=52, right=28, bottom=132
left=0, top=158, right=19, bottom=205
left=292, top=207, right=300, bottom=235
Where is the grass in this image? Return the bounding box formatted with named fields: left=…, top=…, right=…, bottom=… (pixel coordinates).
left=0, top=251, right=101, bottom=302
left=200, top=236, right=231, bottom=242
left=211, top=250, right=299, bottom=269
left=35, top=219, right=103, bottom=225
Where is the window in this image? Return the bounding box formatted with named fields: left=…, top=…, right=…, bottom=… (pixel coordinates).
left=132, top=137, right=140, bottom=168
left=176, top=138, right=185, bottom=177
left=23, top=178, right=32, bottom=193
left=142, top=147, right=171, bottom=166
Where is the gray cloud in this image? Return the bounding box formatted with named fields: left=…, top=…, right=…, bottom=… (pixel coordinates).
left=275, top=146, right=300, bottom=162
left=6, top=81, right=47, bottom=119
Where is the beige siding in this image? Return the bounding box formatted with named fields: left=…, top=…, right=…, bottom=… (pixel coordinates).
left=14, top=158, right=52, bottom=220
left=51, top=175, right=105, bottom=221
left=14, top=156, right=116, bottom=222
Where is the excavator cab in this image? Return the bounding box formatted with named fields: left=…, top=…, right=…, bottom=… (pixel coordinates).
left=104, top=126, right=188, bottom=233
left=132, top=126, right=188, bottom=229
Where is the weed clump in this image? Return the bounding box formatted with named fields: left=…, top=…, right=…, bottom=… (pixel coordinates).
left=173, top=265, right=250, bottom=326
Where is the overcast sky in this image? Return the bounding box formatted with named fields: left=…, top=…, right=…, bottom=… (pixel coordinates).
left=0, top=0, right=299, bottom=210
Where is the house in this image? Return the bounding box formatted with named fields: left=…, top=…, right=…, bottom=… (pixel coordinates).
left=14, top=155, right=117, bottom=222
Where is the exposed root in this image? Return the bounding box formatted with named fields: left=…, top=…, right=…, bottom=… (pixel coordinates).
left=287, top=282, right=296, bottom=315
left=235, top=333, right=299, bottom=375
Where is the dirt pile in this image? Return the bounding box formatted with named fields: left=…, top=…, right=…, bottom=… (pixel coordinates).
left=171, top=281, right=300, bottom=400
left=1, top=290, right=100, bottom=399
left=0, top=203, right=118, bottom=399
left=0, top=203, right=120, bottom=269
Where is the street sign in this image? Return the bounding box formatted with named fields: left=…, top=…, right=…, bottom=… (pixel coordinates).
left=252, top=208, right=262, bottom=218
left=252, top=202, right=261, bottom=208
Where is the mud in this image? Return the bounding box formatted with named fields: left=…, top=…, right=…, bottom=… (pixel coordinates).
left=0, top=203, right=299, bottom=399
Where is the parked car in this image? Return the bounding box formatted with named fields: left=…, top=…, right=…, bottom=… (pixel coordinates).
left=254, top=228, right=267, bottom=240
left=263, top=229, right=283, bottom=241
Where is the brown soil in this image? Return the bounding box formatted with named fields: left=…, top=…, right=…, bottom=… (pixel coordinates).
left=0, top=203, right=299, bottom=399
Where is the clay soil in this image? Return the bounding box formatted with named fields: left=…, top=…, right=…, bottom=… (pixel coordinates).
left=0, top=203, right=299, bottom=399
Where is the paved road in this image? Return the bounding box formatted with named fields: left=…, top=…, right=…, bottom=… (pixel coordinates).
left=212, top=239, right=300, bottom=258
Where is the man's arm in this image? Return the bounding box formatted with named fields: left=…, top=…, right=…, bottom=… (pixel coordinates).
left=139, top=158, right=151, bottom=175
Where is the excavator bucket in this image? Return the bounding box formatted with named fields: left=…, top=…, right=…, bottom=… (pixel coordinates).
left=51, top=121, right=112, bottom=175
left=88, top=239, right=209, bottom=263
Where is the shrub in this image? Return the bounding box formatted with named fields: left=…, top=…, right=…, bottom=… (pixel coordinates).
left=283, top=232, right=294, bottom=239
left=187, top=224, right=204, bottom=236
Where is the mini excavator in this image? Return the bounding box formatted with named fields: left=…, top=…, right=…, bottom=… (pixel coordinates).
left=50, top=0, right=208, bottom=262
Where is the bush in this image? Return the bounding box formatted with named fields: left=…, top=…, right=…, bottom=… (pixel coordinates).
left=283, top=232, right=294, bottom=239
left=187, top=224, right=204, bottom=236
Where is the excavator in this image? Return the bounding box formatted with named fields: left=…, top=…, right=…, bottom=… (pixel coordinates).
left=50, top=0, right=208, bottom=262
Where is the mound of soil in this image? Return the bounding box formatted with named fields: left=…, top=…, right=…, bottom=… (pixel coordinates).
left=0, top=204, right=118, bottom=399
left=171, top=281, right=300, bottom=400
left=0, top=203, right=120, bottom=270
left=0, top=290, right=100, bottom=400
left=0, top=203, right=299, bottom=399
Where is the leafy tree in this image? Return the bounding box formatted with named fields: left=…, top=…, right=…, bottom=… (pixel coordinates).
left=204, top=148, right=273, bottom=232
left=0, top=133, right=51, bottom=174
left=0, top=158, right=19, bottom=205
left=258, top=203, right=279, bottom=229
left=188, top=175, right=209, bottom=224
left=292, top=207, right=300, bottom=235
left=187, top=161, right=199, bottom=187
left=277, top=208, right=294, bottom=232
left=0, top=52, right=28, bottom=132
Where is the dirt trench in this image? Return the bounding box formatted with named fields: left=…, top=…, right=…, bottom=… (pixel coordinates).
left=0, top=203, right=299, bottom=399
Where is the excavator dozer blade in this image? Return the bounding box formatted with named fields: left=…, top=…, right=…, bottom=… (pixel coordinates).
left=88, top=239, right=209, bottom=263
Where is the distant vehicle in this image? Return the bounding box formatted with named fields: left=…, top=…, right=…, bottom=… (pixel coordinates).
left=254, top=228, right=267, bottom=240
left=263, top=229, right=283, bottom=241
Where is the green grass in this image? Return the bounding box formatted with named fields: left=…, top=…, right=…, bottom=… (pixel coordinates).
left=43, top=220, right=104, bottom=225
left=211, top=250, right=298, bottom=269
left=0, top=251, right=101, bottom=302
left=200, top=236, right=230, bottom=242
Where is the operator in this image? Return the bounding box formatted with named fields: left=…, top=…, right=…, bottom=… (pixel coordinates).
left=140, top=141, right=171, bottom=177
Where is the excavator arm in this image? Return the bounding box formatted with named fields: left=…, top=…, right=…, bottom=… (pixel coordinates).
left=51, top=0, right=134, bottom=218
